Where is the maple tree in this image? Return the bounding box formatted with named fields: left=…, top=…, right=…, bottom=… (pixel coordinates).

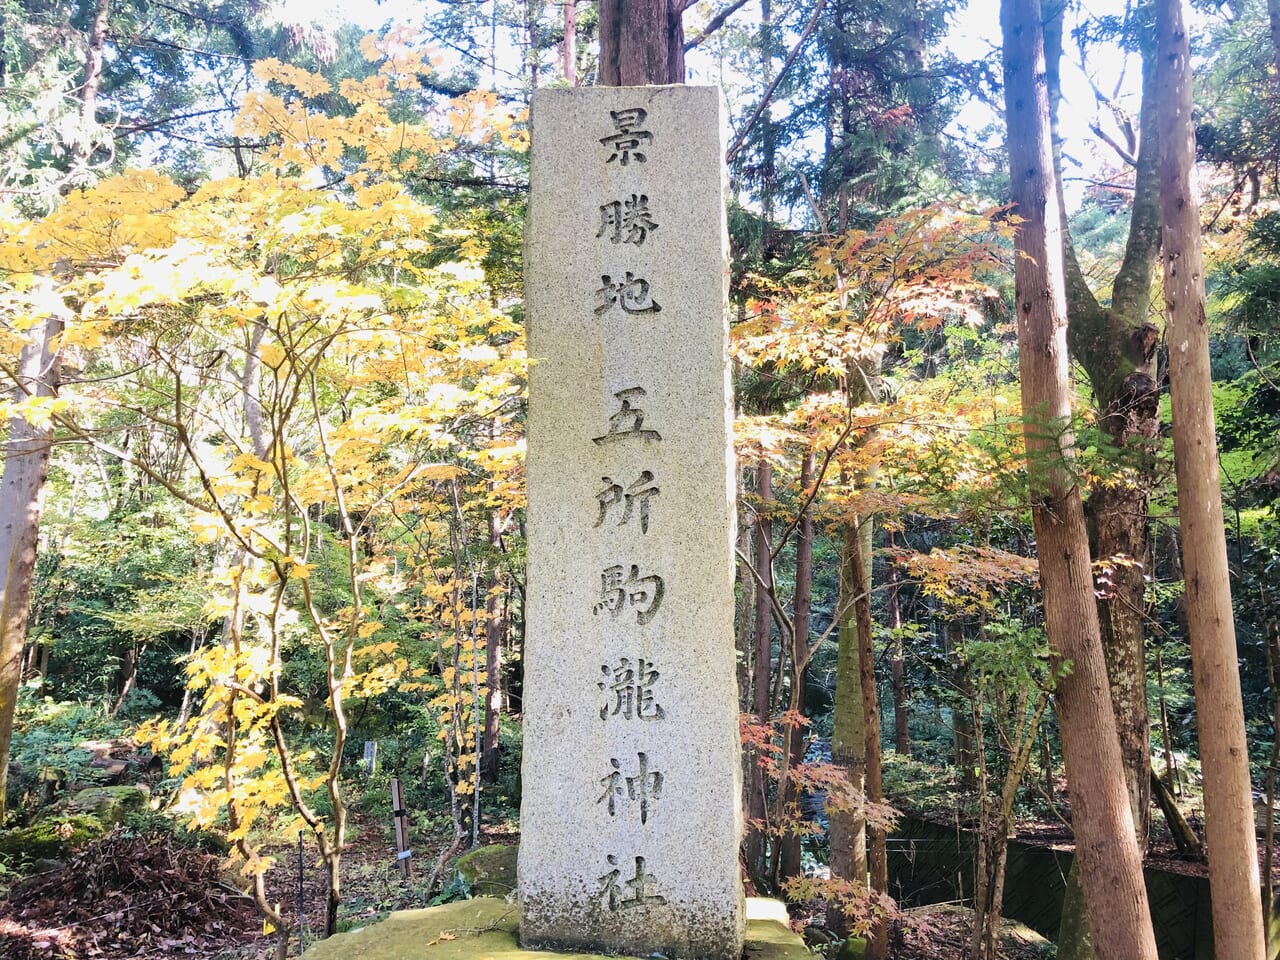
left=731, top=202, right=1014, bottom=941
left=1, top=30, right=525, bottom=948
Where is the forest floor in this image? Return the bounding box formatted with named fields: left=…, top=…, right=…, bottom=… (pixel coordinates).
left=0, top=800, right=1274, bottom=960
left=0, top=811, right=1054, bottom=960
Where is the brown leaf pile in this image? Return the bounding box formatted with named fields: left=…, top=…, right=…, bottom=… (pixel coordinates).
left=0, top=828, right=257, bottom=959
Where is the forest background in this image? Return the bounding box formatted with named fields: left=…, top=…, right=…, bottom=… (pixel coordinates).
left=1, top=0, right=1279, bottom=959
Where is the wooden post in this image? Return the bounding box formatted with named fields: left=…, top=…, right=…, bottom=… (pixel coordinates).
left=390, top=778, right=413, bottom=878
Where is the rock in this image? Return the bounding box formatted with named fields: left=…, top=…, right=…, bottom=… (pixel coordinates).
left=0, top=814, right=106, bottom=863
left=836, top=936, right=868, bottom=960
left=302, top=897, right=808, bottom=960
left=59, top=784, right=150, bottom=825
left=454, top=844, right=518, bottom=897
left=88, top=757, right=129, bottom=781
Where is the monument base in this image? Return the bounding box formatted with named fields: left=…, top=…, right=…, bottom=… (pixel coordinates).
left=300, top=897, right=806, bottom=960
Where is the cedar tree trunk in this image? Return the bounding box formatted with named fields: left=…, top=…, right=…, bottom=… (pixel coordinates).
left=1000, top=2, right=1159, bottom=957
left=1048, top=0, right=1159, bottom=843
left=851, top=526, right=887, bottom=960
left=1157, top=1, right=1266, bottom=955
left=888, top=560, right=909, bottom=755
left=598, top=0, right=685, bottom=85
left=745, top=459, right=773, bottom=882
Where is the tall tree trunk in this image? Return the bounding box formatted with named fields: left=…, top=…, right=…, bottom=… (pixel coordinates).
left=759, top=0, right=776, bottom=233
left=946, top=621, right=976, bottom=788
left=0, top=317, right=63, bottom=821
left=887, top=560, right=909, bottom=755
left=1157, top=2, right=1266, bottom=955
left=745, top=459, right=774, bottom=882
left=1048, top=0, right=1159, bottom=846
left=1050, top=11, right=1161, bottom=939
left=563, top=0, right=577, bottom=84
left=851, top=523, right=886, bottom=960
left=1269, top=0, right=1280, bottom=80
left=480, top=513, right=505, bottom=784
left=828, top=521, right=867, bottom=939
left=777, top=449, right=814, bottom=885
left=1000, top=3, right=1159, bottom=958
left=598, top=0, right=684, bottom=85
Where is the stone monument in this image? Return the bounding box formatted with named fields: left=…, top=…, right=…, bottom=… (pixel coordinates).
left=519, top=84, right=744, bottom=960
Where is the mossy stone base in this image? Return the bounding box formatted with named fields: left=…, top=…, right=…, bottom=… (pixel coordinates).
left=454, top=844, right=517, bottom=897
left=303, top=897, right=805, bottom=960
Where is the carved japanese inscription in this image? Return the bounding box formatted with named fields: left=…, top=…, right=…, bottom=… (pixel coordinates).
left=598, top=753, right=664, bottom=823
left=598, top=658, right=665, bottom=721
left=598, top=195, right=658, bottom=245
left=599, top=107, right=652, bottom=165
left=592, top=387, right=661, bottom=445
left=521, top=85, right=742, bottom=960
left=595, top=471, right=658, bottom=533
left=595, top=272, right=661, bottom=316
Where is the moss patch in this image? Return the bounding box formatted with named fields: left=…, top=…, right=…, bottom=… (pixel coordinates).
left=303, top=897, right=806, bottom=960
left=454, top=844, right=517, bottom=897
left=0, top=814, right=106, bottom=863
left=59, top=785, right=150, bottom=825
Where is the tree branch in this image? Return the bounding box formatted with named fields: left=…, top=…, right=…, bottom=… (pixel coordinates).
left=684, top=0, right=752, bottom=51
left=726, top=0, right=826, bottom=164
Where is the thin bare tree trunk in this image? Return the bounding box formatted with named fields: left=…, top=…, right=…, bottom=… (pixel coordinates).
left=481, top=510, right=505, bottom=784
left=1157, top=2, right=1265, bottom=955
left=828, top=522, right=867, bottom=939
left=947, top=621, right=976, bottom=788
left=777, top=449, right=814, bottom=885
left=851, top=527, right=886, bottom=960
left=1269, top=0, right=1280, bottom=80
left=1000, top=3, right=1159, bottom=957
left=887, top=560, right=909, bottom=755
left=1265, top=619, right=1280, bottom=955
left=562, top=0, right=576, bottom=84
left=745, top=459, right=774, bottom=882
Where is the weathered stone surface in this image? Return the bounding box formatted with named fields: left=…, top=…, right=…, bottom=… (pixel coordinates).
left=520, top=84, right=741, bottom=960
left=302, top=899, right=799, bottom=960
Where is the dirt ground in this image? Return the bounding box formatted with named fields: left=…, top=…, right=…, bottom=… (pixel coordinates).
left=0, top=808, right=1270, bottom=960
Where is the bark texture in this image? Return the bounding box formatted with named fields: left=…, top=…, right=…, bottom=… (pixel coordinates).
left=598, top=0, right=685, bottom=85
left=1000, top=3, right=1158, bottom=958
left=0, top=317, right=63, bottom=819
left=888, top=561, right=909, bottom=755
left=777, top=449, right=814, bottom=885
left=745, top=460, right=774, bottom=881
left=480, top=512, right=505, bottom=783
left=1156, top=1, right=1266, bottom=955
left=828, top=523, right=867, bottom=938
left=1048, top=0, right=1159, bottom=843
left=851, top=530, right=886, bottom=960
